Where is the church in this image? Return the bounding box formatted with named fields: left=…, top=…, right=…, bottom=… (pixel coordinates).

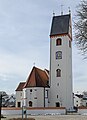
left=16, top=13, right=73, bottom=111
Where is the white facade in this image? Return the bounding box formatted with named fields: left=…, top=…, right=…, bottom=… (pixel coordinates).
left=2, top=107, right=66, bottom=115
left=16, top=91, right=23, bottom=107
left=23, top=87, right=44, bottom=107
left=49, top=16, right=73, bottom=110
left=74, top=95, right=82, bottom=107
left=16, top=87, right=49, bottom=108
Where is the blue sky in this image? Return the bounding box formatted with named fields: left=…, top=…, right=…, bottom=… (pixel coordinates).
left=0, top=0, right=86, bottom=94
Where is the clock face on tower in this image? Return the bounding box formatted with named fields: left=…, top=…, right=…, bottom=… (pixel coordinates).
left=56, top=51, right=62, bottom=59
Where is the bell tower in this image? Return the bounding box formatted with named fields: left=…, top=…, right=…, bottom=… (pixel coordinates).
left=49, top=14, right=73, bottom=110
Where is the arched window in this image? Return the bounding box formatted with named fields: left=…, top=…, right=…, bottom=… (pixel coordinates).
left=56, top=69, right=61, bottom=77
left=29, top=101, right=32, bottom=107
left=56, top=38, right=62, bottom=46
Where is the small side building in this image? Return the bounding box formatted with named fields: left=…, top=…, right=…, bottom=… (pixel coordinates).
left=15, top=66, right=50, bottom=108
left=15, top=82, right=25, bottom=107
left=74, top=94, right=83, bottom=107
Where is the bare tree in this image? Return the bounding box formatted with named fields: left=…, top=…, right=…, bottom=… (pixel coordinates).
left=74, top=0, right=87, bottom=55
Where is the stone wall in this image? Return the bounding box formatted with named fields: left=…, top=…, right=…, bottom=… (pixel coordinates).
left=2, top=107, right=66, bottom=115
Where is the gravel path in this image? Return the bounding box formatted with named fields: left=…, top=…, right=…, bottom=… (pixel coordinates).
left=32, top=115, right=87, bottom=120
left=2, top=115, right=87, bottom=120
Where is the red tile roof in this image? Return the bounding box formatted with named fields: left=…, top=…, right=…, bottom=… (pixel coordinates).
left=23, top=66, right=49, bottom=88
left=15, top=82, right=25, bottom=91
left=16, top=67, right=49, bottom=91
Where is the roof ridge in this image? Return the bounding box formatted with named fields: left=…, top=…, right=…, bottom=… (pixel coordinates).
left=53, top=14, right=70, bottom=17
left=20, top=82, right=25, bottom=83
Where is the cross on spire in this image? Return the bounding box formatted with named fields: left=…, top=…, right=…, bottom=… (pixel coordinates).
left=53, top=10, right=55, bottom=16
left=33, top=62, right=35, bottom=67
left=61, top=4, right=64, bottom=15
left=68, top=7, right=71, bottom=14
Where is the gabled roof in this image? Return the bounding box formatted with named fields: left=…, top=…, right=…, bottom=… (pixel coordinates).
left=50, top=14, right=70, bottom=36
left=15, top=82, right=25, bottom=91
left=23, top=67, right=49, bottom=88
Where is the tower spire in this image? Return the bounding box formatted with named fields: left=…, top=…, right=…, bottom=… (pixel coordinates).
left=53, top=10, right=55, bottom=16
left=68, top=7, right=71, bottom=14
left=61, top=4, right=64, bottom=15
left=33, top=62, right=35, bottom=67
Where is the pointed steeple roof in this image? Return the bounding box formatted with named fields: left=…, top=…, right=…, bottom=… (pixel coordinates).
left=23, top=67, right=49, bottom=88
left=50, top=14, right=70, bottom=36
